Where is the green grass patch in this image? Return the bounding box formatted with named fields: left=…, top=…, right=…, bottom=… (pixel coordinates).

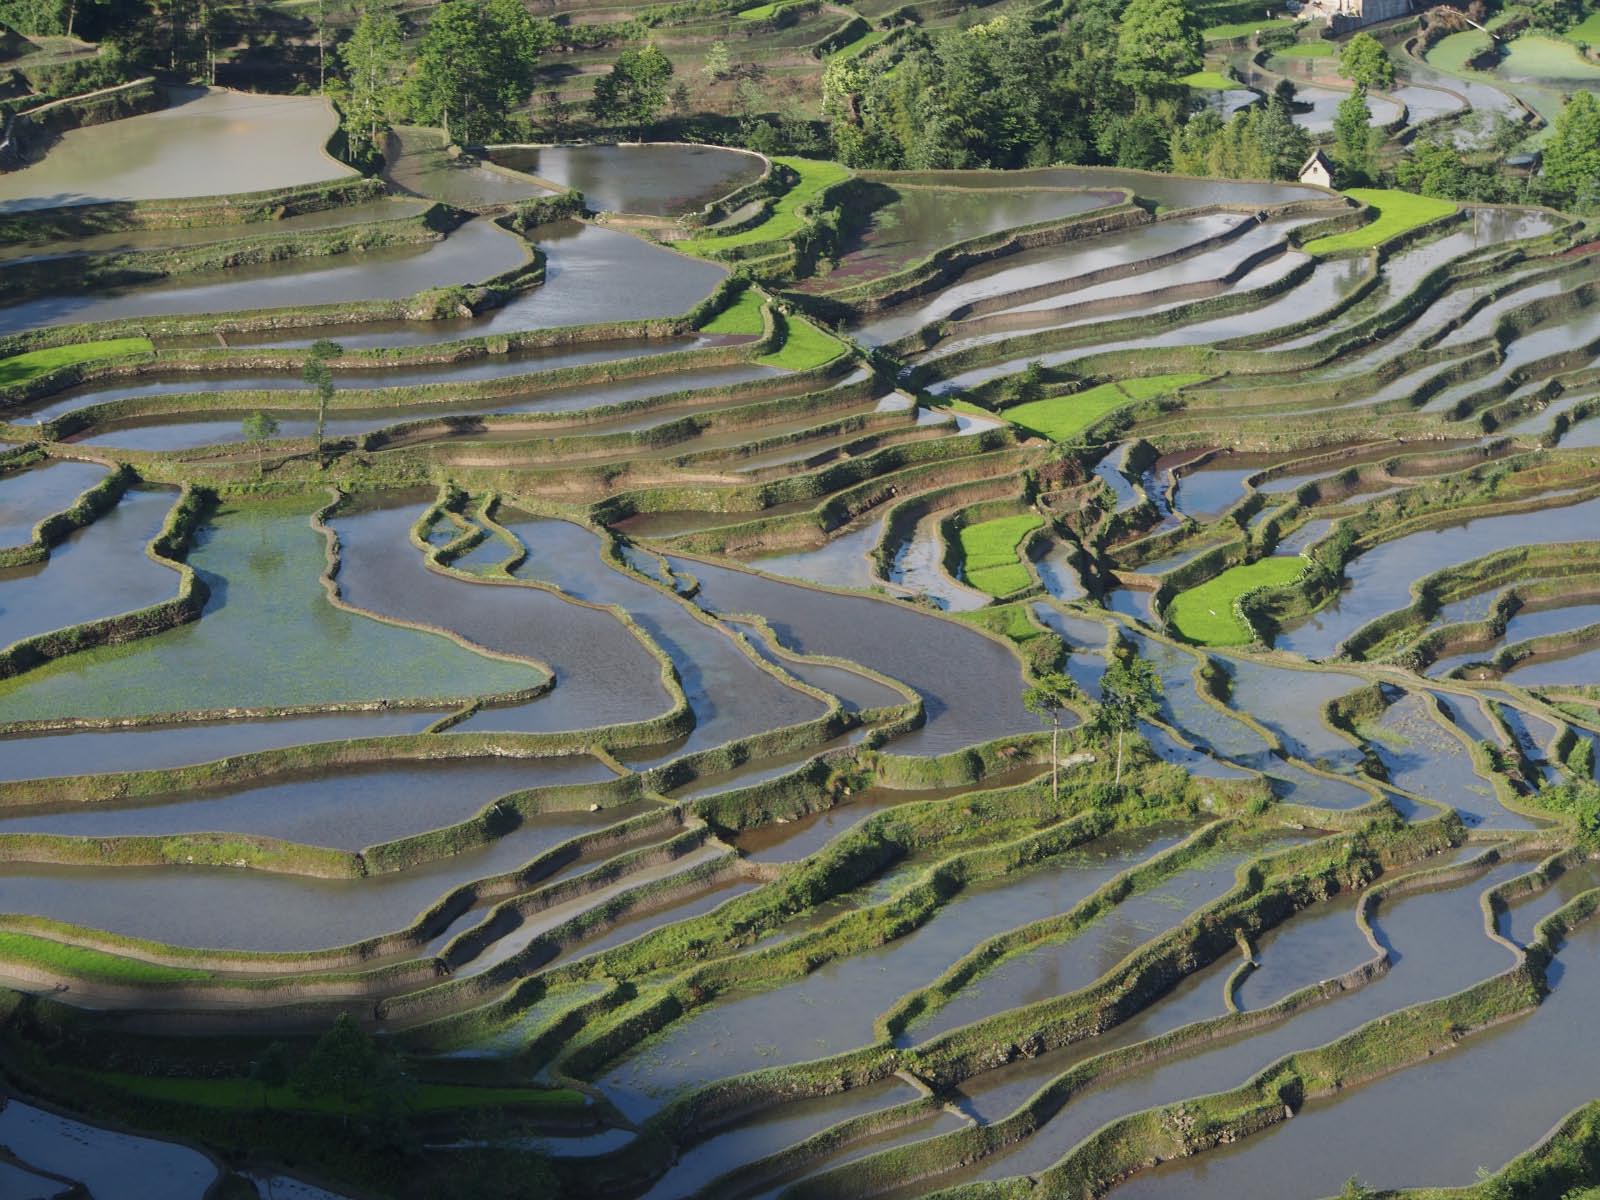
left=1202, top=16, right=1296, bottom=40
left=0, top=337, right=153, bottom=388
left=954, top=600, right=1042, bottom=642
left=1568, top=12, right=1600, bottom=44
left=831, top=28, right=888, bottom=59
left=737, top=1, right=782, bottom=18
left=1181, top=69, right=1238, bottom=90
left=679, top=158, right=852, bottom=256
left=698, top=287, right=767, bottom=335
left=88, top=1072, right=587, bottom=1115
left=757, top=312, right=847, bottom=370
left=1273, top=40, right=1335, bottom=57
left=1004, top=375, right=1205, bottom=442
left=1167, top=555, right=1307, bottom=645
left=958, top=513, right=1042, bottom=597
left=0, top=932, right=211, bottom=985
left=1302, top=189, right=1458, bottom=256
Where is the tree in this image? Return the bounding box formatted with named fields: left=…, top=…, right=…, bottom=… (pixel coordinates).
left=670, top=80, right=691, bottom=118
left=332, top=3, right=405, bottom=159
left=1114, top=0, right=1202, bottom=103
left=543, top=89, right=578, bottom=141
left=294, top=1013, right=380, bottom=1105
left=1024, top=672, right=1078, bottom=806
left=703, top=39, right=730, bottom=82
left=409, top=0, right=554, bottom=145
left=1331, top=84, right=1377, bottom=185
left=1092, top=648, right=1162, bottom=791
left=591, top=44, right=674, bottom=139
left=242, top=411, right=280, bottom=477
left=733, top=76, right=765, bottom=120
left=1543, top=90, right=1600, bottom=213
left=1338, top=32, right=1394, bottom=90
left=301, top=338, right=343, bottom=462
left=248, top=1042, right=291, bottom=1109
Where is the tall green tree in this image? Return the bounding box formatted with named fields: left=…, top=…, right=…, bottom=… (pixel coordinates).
left=294, top=1012, right=379, bottom=1105
left=409, top=0, right=554, bottom=145
left=1092, top=648, right=1162, bottom=792
left=1023, top=671, right=1078, bottom=806
left=248, top=1042, right=291, bottom=1110
left=1338, top=32, right=1394, bottom=90
left=1114, top=0, right=1202, bottom=103
left=242, top=411, right=279, bottom=478
left=1543, top=90, right=1600, bottom=212
left=331, top=3, right=405, bottom=158
left=591, top=44, right=674, bottom=138
left=301, top=338, right=343, bottom=462
left=1331, top=84, right=1377, bottom=185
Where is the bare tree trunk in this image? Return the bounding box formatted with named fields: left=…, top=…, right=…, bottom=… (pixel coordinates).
left=318, top=0, right=327, bottom=89
left=1051, top=719, right=1059, bottom=806
left=65, top=0, right=76, bottom=39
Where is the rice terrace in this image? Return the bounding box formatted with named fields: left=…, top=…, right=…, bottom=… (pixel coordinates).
left=2, top=0, right=1600, bottom=1195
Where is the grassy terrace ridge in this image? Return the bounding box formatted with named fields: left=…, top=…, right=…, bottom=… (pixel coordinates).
left=957, top=513, right=1042, bottom=597
left=0, top=931, right=212, bottom=985
left=1004, top=375, right=1206, bottom=442
left=1302, top=189, right=1460, bottom=256
left=0, top=337, right=153, bottom=386
left=678, top=158, right=853, bottom=256
left=1167, top=555, right=1309, bottom=646
left=91, top=1072, right=587, bottom=1115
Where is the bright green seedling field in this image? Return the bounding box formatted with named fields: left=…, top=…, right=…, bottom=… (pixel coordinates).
left=698, top=288, right=767, bottom=335
left=680, top=158, right=852, bottom=255
left=1181, top=70, right=1238, bottom=91
left=958, top=513, right=1042, bottom=597
left=1303, top=189, right=1458, bottom=255
left=757, top=312, right=847, bottom=370
left=0, top=337, right=154, bottom=387
left=1167, top=555, right=1307, bottom=645
left=1005, top=375, right=1205, bottom=442
left=0, top=498, right=546, bottom=722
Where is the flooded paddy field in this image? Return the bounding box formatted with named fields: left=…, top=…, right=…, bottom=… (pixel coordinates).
left=488, top=144, right=765, bottom=217
left=0, top=87, right=352, bottom=212
left=4, top=89, right=1600, bottom=1200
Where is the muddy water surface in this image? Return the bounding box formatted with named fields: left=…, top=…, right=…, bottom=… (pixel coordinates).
left=0, top=87, right=351, bottom=212
left=0, top=756, right=617, bottom=849
left=1109, top=882, right=1600, bottom=1200
left=491, top=144, right=764, bottom=216
left=330, top=501, right=670, bottom=734
left=668, top=557, right=1038, bottom=755
left=0, top=487, right=176, bottom=649
left=0, top=459, right=107, bottom=545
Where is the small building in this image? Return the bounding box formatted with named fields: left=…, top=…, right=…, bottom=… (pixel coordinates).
left=1298, top=149, right=1335, bottom=188
left=1300, top=0, right=1414, bottom=31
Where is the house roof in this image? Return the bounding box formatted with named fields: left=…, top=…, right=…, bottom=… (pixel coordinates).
left=1299, top=149, right=1334, bottom=175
